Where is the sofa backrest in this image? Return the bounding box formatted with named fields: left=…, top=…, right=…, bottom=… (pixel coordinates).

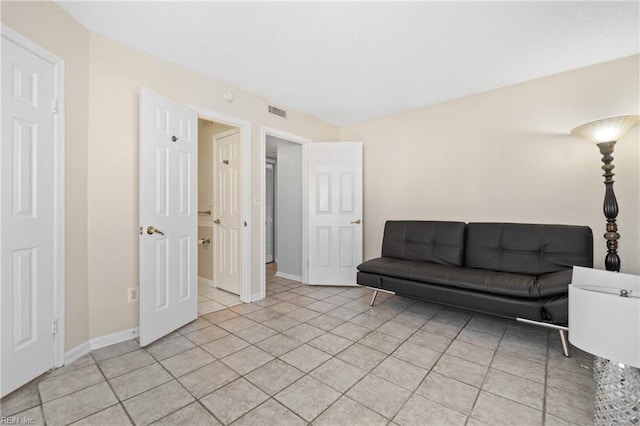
left=382, top=221, right=467, bottom=267
left=465, top=223, right=593, bottom=275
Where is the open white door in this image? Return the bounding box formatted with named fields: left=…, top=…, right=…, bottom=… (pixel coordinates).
left=307, top=142, right=363, bottom=285
left=213, top=129, right=243, bottom=295
left=1, top=29, right=61, bottom=397
left=139, top=87, right=197, bottom=346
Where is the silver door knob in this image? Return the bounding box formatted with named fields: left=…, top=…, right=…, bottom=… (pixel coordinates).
left=350, top=219, right=361, bottom=224
left=146, top=226, right=165, bottom=236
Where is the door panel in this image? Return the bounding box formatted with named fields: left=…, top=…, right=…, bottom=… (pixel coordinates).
left=265, top=164, right=274, bottom=263
left=213, top=130, right=243, bottom=295
left=307, top=142, right=363, bottom=285
left=1, top=36, right=56, bottom=397
left=139, top=87, right=197, bottom=346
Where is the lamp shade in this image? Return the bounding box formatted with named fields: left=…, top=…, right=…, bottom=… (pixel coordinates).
left=569, top=266, right=640, bottom=368
left=571, top=115, right=639, bottom=143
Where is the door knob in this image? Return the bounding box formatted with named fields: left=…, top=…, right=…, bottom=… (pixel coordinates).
left=146, top=226, right=165, bottom=236
left=214, top=219, right=221, bottom=225
left=350, top=219, right=361, bottom=224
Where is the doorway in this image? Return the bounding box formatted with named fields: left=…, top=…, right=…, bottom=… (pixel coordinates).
left=197, top=118, right=242, bottom=315
left=260, top=128, right=310, bottom=298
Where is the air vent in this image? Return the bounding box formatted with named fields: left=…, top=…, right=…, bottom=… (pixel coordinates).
left=268, top=105, right=287, bottom=118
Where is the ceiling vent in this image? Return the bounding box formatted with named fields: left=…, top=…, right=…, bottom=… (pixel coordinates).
left=268, top=105, right=287, bottom=118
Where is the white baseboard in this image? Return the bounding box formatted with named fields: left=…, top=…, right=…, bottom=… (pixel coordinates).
left=198, top=277, right=214, bottom=286
left=64, top=327, right=139, bottom=365
left=64, top=341, right=91, bottom=365
left=90, top=327, right=139, bottom=351
left=252, top=291, right=266, bottom=302
left=275, top=271, right=301, bottom=282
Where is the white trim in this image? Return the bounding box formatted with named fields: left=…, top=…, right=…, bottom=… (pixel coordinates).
left=190, top=106, right=252, bottom=304
left=1, top=24, right=66, bottom=369
left=259, top=127, right=310, bottom=301
left=275, top=271, right=302, bottom=282
left=64, top=342, right=91, bottom=365
left=89, top=328, right=139, bottom=351
left=251, top=292, right=264, bottom=302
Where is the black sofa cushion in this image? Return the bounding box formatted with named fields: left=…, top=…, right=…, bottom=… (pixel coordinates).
left=357, top=257, right=571, bottom=298
left=465, top=223, right=593, bottom=275
left=382, top=221, right=466, bottom=266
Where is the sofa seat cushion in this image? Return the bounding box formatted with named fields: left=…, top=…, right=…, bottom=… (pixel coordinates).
left=357, top=257, right=571, bottom=298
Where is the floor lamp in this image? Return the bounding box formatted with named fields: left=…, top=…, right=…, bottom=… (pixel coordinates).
left=569, top=115, right=639, bottom=424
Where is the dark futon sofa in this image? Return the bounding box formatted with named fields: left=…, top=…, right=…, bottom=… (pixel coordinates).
left=357, top=221, right=593, bottom=355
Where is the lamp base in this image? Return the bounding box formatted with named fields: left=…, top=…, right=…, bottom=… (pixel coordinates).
left=593, top=357, right=640, bottom=424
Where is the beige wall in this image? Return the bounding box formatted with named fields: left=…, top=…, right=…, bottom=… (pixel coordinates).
left=341, top=55, right=640, bottom=274
left=87, top=33, right=339, bottom=338
left=2, top=1, right=90, bottom=350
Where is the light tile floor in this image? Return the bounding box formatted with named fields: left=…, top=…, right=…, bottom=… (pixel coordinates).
left=198, top=281, right=241, bottom=315
left=1, top=268, right=595, bottom=425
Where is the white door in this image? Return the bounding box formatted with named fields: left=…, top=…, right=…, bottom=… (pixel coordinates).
left=307, top=142, right=363, bottom=285
left=213, top=129, right=243, bottom=295
left=1, top=34, right=58, bottom=396
left=265, top=163, right=275, bottom=263
left=139, top=87, right=198, bottom=346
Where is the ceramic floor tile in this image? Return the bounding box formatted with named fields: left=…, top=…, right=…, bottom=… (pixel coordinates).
left=348, top=313, right=389, bottom=330
left=91, top=339, right=141, bottom=362
left=471, top=391, right=542, bottom=426
left=255, top=333, right=303, bottom=357
left=109, top=363, right=172, bottom=401
left=445, top=340, right=495, bottom=367
left=177, top=318, right=213, bottom=334
left=221, top=345, right=274, bottom=375
left=392, top=341, right=441, bottom=370
left=177, top=361, right=239, bottom=399
left=546, top=366, right=595, bottom=398
left=201, top=309, right=239, bottom=324
left=152, top=402, right=221, bottom=426
left=415, top=372, right=479, bottom=415
left=308, top=333, right=354, bottom=355
left=160, top=347, right=215, bottom=377
left=233, top=324, right=278, bottom=344
left=263, top=316, right=301, bottom=332
left=346, top=374, right=411, bottom=419
left=229, top=303, right=264, bottom=315
left=71, top=404, right=131, bottom=426
left=407, top=329, right=453, bottom=353
left=98, top=350, right=156, bottom=379
left=122, top=381, right=194, bottom=426
left=337, top=343, right=388, bottom=371
left=394, top=394, right=467, bottom=426
left=376, top=321, right=419, bottom=340
left=331, top=322, right=371, bottom=341
left=280, top=344, right=332, bottom=373
left=244, top=359, right=305, bottom=396
left=201, top=334, right=250, bottom=359
left=199, top=378, right=269, bottom=425
left=275, top=376, right=341, bottom=422
left=312, top=396, right=388, bottom=426
left=482, top=369, right=544, bottom=410
left=286, top=307, right=322, bottom=322
left=372, top=356, right=428, bottom=391
left=42, top=382, right=118, bottom=426
left=145, top=335, right=196, bottom=361
left=433, top=354, right=488, bottom=387
left=183, top=324, right=229, bottom=346
left=217, top=317, right=258, bottom=333
left=283, top=323, right=326, bottom=343
left=233, top=399, right=306, bottom=426
left=358, top=331, right=404, bottom=354
left=13, top=406, right=44, bottom=426
left=545, top=385, right=594, bottom=425
left=1, top=381, right=41, bottom=416
left=306, top=314, right=346, bottom=331
left=309, top=357, right=367, bottom=393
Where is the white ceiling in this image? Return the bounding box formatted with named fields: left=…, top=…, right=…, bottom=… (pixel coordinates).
left=57, top=1, right=639, bottom=126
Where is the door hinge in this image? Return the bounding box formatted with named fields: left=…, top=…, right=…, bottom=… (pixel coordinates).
left=52, top=99, right=59, bottom=114
left=52, top=319, right=58, bottom=335
left=244, top=221, right=247, bottom=227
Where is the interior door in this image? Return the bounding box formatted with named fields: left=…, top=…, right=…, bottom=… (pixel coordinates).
left=139, top=87, right=197, bottom=346
left=213, top=129, right=243, bottom=295
left=265, top=163, right=275, bottom=264
left=1, top=34, right=57, bottom=396
left=307, top=142, right=363, bottom=285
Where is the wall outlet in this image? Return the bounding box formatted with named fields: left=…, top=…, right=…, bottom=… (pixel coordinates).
left=127, top=287, right=139, bottom=303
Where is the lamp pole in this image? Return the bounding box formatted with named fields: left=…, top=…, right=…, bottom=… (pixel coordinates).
left=597, top=141, right=620, bottom=272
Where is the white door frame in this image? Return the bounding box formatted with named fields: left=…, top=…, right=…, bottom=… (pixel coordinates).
left=191, top=106, right=251, bottom=303
left=1, top=24, right=66, bottom=368
left=259, top=127, right=310, bottom=299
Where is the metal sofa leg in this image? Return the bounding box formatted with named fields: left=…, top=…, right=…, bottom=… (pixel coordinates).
left=559, top=329, right=571, bottom=357
left=370, top=290, right=379, bottom=306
